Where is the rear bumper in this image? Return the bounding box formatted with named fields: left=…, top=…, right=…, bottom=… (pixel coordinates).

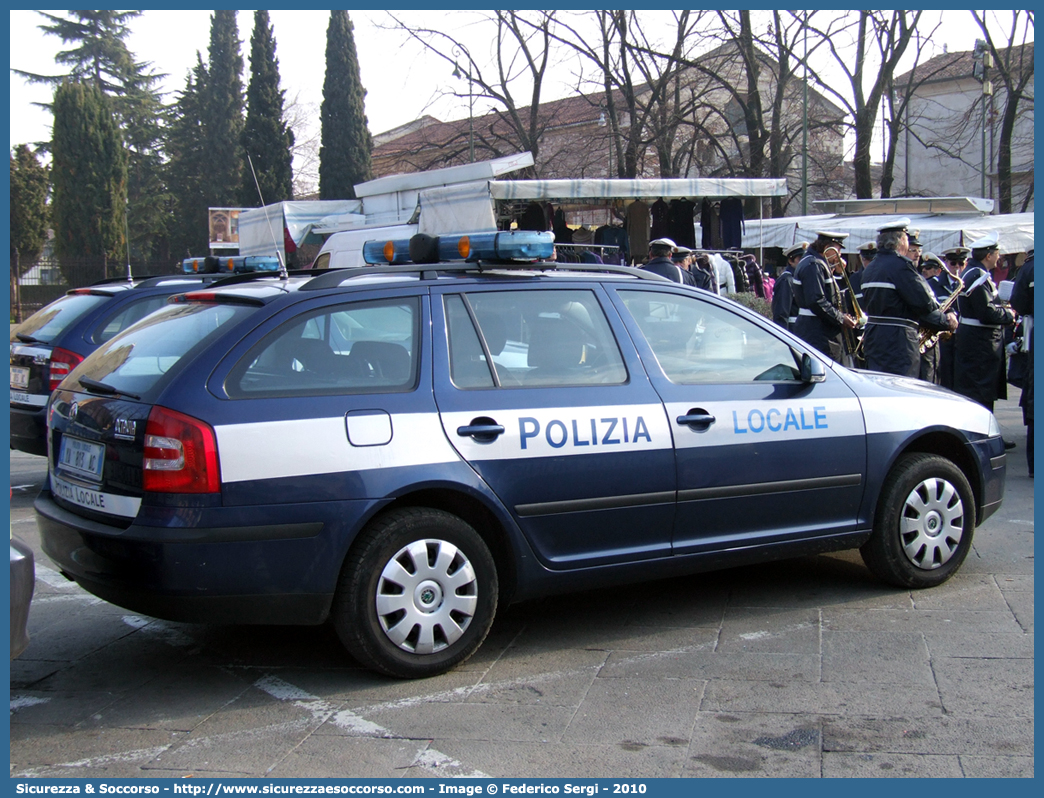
left=10, top=404, right=48, bottom=456
left=34, top=490, right=353, bottom=626
left=10, top=539, right=35, bottom=659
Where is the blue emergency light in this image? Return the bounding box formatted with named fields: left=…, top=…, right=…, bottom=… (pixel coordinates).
left=362, top=231, right=554, bottom=265
left=182, top=255, right=282, bottom=275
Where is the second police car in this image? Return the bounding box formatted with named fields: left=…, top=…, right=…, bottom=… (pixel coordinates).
left=34, top=231, right=1006, bottom=678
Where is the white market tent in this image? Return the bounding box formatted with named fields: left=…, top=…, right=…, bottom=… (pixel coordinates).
left=742, top=197, right=1034, bottom=256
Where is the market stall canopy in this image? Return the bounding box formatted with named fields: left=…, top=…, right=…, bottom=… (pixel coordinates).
left=239, top=200, right=362, bottom=255
left=744, top=212, right=1034, bottom=256
left=489, top=178, right=788, bottom=201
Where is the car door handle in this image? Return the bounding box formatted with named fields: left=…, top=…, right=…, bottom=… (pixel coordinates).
left=676, top=412, right=716, bottom=429
left=456, top=418, right=505, bottom=443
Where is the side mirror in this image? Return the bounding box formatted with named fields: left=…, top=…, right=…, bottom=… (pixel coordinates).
left=800, top=352, right=826, bottom=383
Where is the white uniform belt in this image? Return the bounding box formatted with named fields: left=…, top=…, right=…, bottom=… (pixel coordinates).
left=960, top=318, right=1001, bottom=328
left=798, top=308, right=817, bottom=316
left=867, top=315, right=917, bottom=329
left=861, top=281, right=895, bottom=290
left=787, top=315, right=798, bottom=324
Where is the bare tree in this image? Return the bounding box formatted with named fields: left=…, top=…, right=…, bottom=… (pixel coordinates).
left=385, top=11, right=560, bottom=175
left=974, top=10, right=1034, bottom=213
left=807, top=11, right=920, bottom=199
left=284, top=90, right=320, bottom=198
left=545, top=11, right=706, bottom=179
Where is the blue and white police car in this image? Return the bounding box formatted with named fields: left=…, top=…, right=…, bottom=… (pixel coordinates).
left=34, top=231, right=1007, bottom=678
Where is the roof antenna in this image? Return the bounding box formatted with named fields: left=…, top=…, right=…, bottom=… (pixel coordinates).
left=247, top=153, right=289, bottom=280
left=124, top=204, right=134, bottom=283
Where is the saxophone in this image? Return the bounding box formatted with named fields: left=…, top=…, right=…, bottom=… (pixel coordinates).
left=918, top=274, right=964, bottom=354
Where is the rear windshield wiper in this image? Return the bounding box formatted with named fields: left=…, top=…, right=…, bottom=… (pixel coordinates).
left=15, top=332, right=43, bottom=343
left=78, top=376, right=141, bottom=401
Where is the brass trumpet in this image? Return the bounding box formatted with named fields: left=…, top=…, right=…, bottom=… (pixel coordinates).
left=918, top=274, right=964, bottom=354
left=824, top=245, right=866, bottom=365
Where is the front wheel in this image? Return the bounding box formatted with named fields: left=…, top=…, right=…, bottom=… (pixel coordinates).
left=333, top=508, right=498, bottom=678
left=860, top=453, right=975, bottom=588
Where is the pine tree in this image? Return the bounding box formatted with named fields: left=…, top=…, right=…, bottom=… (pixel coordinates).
left=240, top=11, right=295, bottom=206
left=166, top=56, right=210, bottom=259
left=200, top=10, right=245, bottom=209
left=319, top=11, right=373, bottom=200
left=51, top=82, right=127, bottom=283
left=10, top=145, right=50, bottom=273
left=13, top=11, right=168, bottom=261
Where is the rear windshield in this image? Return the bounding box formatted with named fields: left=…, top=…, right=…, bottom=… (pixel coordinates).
left=10, top=293, right=109, bottom=344
left=67, top=302, right=255, bottom=397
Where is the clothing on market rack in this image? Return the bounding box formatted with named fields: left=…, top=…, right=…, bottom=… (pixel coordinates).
left=719, top=197, right=745, bottom=249
left=625, top=200, right=650, bottom=262
left=650, top=198, right=671, bottom=240
left=668, top=198, right=697, bottom=248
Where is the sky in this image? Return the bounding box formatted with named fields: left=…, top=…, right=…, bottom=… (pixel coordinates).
left=8, top=10, right=543, bottom=155
left=8, top=9, right=1032, bottom=182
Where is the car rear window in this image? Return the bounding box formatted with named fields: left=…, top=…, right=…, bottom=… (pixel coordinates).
left=91, top=295, right=173, bottom=344
left=10, top=293, right=109, bottom=344
left=67, top=302, right=255, bottom=397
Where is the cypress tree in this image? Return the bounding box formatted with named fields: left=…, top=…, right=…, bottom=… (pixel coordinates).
left=319, top=11, right=373, bottom=200
left=166, top=56, right=210, bottom=258
left=14, top=11, right=168, bottom=262
left=201, top=10, right=245, bottom=208
left=51, top=81, right=127, bottom=283
left=10, top=144, right=50, bottom=273
left=240, top=10, right=295, bottom=206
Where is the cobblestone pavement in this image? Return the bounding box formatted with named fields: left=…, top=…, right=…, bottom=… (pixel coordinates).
left=9, top=393, right=1033, bottom=778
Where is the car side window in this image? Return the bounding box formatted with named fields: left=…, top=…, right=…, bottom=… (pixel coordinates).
left=228, top=297, right=419, bottom=397
left=620, top=289, right=801, bottom=384
left=92, top=295, right=171, bottom=344
left=445, top=289, right=627, bottom=388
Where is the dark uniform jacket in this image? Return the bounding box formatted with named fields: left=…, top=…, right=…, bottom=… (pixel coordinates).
left=954, top=258, right=1015, bottom=407
left=859, top=249, right=950, bottom=378
left=642, top=256, right=694, bottom=285
left=1010, top=255, right=1034, bottom=427
left=929, top=269, right=962, bottom=388
left=771, top=267, right=798, bottom=330
left=689, top=265, right=714, bottom=292
left=793, top=250, right=846, bottom=358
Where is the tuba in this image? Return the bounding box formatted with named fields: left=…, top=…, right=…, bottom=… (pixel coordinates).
left=824, top=246, right=866, bottom=365
left=918, top=274, right=964, bottom=354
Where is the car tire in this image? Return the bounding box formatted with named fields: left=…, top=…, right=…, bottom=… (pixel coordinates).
left=860, top=453, right=975, bottom=589
left=333, top=507, right=498, bottom=678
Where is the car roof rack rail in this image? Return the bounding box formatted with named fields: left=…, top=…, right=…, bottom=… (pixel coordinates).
left=298, top=260, right=671, bottom=291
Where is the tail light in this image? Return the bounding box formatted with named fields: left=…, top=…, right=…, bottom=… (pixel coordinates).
left=143, top=406, right=221, bottom=493
left=49, top=348, right=84, bottom=391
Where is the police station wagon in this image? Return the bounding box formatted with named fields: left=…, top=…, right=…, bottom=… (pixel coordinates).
left=34, top=231, right=1007, bottom=678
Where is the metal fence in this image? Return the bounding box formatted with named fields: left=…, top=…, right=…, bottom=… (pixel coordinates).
left=10, top=255, right=178, bottom=323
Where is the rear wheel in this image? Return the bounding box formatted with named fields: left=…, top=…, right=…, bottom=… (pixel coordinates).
left=333, top=507, right=498, bottom=678
left=860, top=453, right=975, bottom=588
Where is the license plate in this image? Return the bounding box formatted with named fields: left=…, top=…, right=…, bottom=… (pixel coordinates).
left=58, top=436, right=105, bottom=482
left=10, top=366, right=29, bottom=389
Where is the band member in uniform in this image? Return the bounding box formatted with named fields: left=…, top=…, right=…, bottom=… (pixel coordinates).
left=859, top=218, right=957, bottom=378
left=772, top=242, right=806, bottom=331
left=906, top=230, right=923, bottom=270
left=936, top=246, right=969, bottom=389
left=793, top=231, right=858, bottom=360
left=674, top=246, right=713, bottom=291
left=642, top=238, right=694, bottom=285
left=1010, top=242, right=1034, bottom=475
left=918, top=253, right=947, bottom=384
left=954, top=232, right=1016, bottom=413
left=850, top=241, right=876, bottom=308
left=693, top=254, right=720, bottom=293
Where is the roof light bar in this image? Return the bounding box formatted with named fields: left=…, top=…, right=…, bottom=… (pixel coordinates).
left=362, top=231, right=554, bottom=265
left=182, top=256, right=282, bottom=275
